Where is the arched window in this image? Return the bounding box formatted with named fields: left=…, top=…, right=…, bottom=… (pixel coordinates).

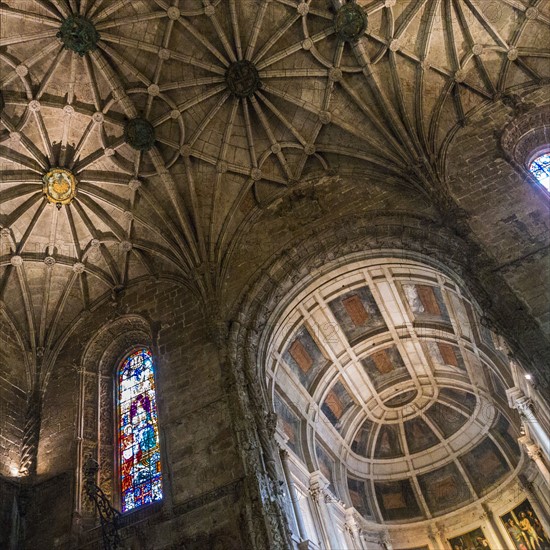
left=118, top=348, right=162, bottom=512
left=529, top=151, right=550, bottom=191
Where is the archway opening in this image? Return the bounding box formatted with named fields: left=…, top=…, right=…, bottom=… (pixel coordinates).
left=264, top=257, right=524, bottom=549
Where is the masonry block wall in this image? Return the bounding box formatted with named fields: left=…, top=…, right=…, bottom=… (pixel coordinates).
left=0, top=320, right=27, bottom=479
left=29, top=279, right=246, bottom=549
left=446, top=89, right=550, bottom=334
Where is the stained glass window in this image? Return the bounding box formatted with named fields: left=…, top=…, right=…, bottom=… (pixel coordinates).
left=529, top=152, right=550, bottom=191
left=118, top=348, right=162, bottom=512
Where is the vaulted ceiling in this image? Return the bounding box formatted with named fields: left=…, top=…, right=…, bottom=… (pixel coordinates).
left=1, top=0, right=549, bottom=391
left=268, top=259, right=521, bottom=523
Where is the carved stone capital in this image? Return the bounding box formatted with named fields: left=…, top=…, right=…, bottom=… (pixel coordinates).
left=379, top=529, right=392, bottom=550
left=309, top=470, right=331, bottom=503
left=519, top=435, right=543, bottom=461
left=308, top=486, right=322, bottom=503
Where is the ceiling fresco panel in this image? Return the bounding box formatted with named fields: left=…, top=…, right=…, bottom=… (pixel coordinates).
left=460, top=437, right=511, bottom=495
left=282, top=325, right=326, bottom=391
left=404, top=416, right=440, bottom=455
left=425, top=341, right=467, bottom=373
left=320, top=378, right=356, bottom=431
left=374, top=479, right=424, bottom=522
left=360, top=345, right=411, bottom=392
left=327, top=285, right=386, bottom=344
left=315, top=443, right=337, bottom=498
left=425, top=401, right=468, bottom=438
left=374, top=424, right=404, bottom=460
left=491, top=413, right=521, bottom=467
left=402, top=283, right=450, bottom=324
left=347, top=477, right=370, bottom=519
left=273, top=392, right=303, bottom=460
left=417, top=462, right=472, bottom=516
left=438, top=388, right=477, bottom=415
left=351, top=419, right=373, bottom=458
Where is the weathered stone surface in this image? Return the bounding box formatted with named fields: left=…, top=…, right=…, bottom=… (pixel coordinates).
left=1, top=1, right=549, bottom=548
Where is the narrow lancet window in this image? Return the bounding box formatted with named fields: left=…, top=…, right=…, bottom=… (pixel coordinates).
left=119, top=348, right=162, bottom=512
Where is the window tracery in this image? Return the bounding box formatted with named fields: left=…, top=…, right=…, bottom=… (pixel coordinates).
left=499, top=105, right=550, bottom=195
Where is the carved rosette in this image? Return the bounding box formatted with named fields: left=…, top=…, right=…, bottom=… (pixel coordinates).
left=42, top=168, right=77, bottom=208
left=57, top=15, right=99, bottom=56
left=333, top=3, right=368, bottom=42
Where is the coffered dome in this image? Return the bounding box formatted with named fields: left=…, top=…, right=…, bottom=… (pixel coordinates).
left=266, top=258, right=521, bottom=524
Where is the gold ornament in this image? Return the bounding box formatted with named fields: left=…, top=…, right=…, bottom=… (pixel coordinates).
left=43, top=168, right=77, bottom=208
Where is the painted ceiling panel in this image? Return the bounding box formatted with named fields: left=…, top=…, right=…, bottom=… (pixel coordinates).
left=268, top=259, right=521, bottom=524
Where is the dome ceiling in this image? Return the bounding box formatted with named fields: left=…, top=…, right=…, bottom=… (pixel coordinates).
left=0, top=0, right=549, bottom=389
left=268, top=259, right=521, bottom=523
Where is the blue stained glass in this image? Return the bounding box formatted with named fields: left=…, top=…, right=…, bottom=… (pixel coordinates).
left=529, top=152, right=550, bottom=191
left=119, top=349, right=162, bottom=512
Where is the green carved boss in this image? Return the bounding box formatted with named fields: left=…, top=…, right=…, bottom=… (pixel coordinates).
left=225, top=60, right=261, bottom=98
left=57, top=15, right=99, bottom=56
left=334, top=3, right=368, bottom=43
left=124, top=118, right=156, bottom=151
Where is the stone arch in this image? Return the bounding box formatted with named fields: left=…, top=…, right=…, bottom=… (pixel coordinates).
left=77, top=315, right=154, bottom=518
left=225, top=210, right=548, bottom=545
left=500, top=103, right=550, bottom=193
left=229, top=210, right=541, bottom=391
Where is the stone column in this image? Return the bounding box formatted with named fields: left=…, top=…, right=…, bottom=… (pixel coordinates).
left=344, top=509, right=365, bottom=549
left=518, top=436, right=550, bottom=489
left=309, top=471, right=341, bottom=550
left=19, top=386, right=41, bottom=477
left=76, top=365, right=87, bottom=503
left=427, top=527, right=438, bottom=550
left=508, top=388, right=550, bottom=466
left=480, top=503, right=508, bottom=549
left=428, top=524, right=449, bottom=550
left=280, top=449, right=308, bottom=542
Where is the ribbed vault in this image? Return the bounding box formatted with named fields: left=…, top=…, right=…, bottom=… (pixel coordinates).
left=0, top=0, right=549, bottom=475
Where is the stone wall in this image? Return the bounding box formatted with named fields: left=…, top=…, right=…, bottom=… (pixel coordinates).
left=0, top=318, right=27, bottom=478
left=446, top=88, right=550, bottom=335
left=31, top=279, right=247, bottom=548
left=0, top=477, right=19, bottom=549
left=24, top=472, right=73, bottom=549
